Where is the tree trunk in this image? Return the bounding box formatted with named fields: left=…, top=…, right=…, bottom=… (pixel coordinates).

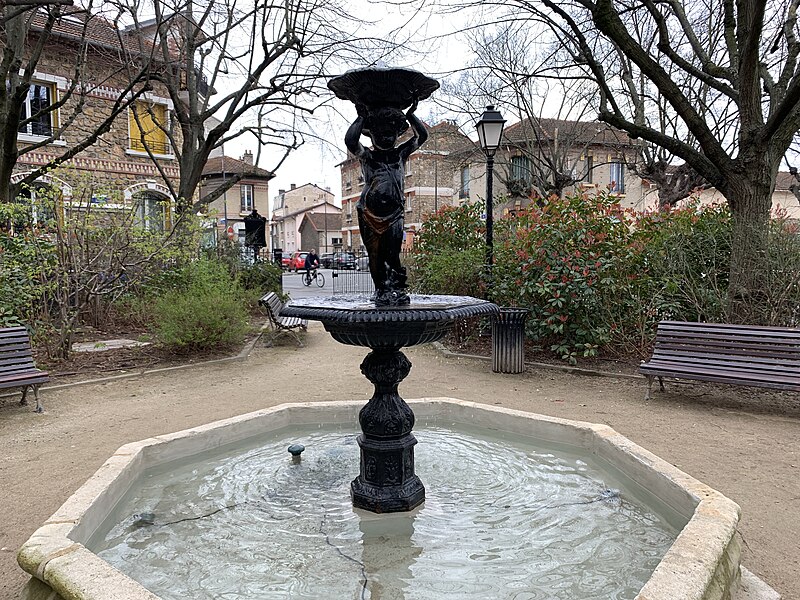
left=725, top=171, right=774, bottom=324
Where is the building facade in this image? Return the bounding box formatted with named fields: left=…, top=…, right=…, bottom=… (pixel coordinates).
left=298, top=212, right=343, bottom=253
left=12, top=12, right=189, bottom=229
left=270, top=183, right=336, bottom=253
left=461, top=118, right=645, bottom=217
left=200, top=152, right=274, bottom=248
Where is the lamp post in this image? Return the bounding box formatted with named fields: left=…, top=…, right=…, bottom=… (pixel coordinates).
left=475, top=105, right=506, bottom=295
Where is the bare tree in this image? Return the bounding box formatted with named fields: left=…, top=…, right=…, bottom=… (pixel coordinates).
left=120, top=0, right=396, bottom=214
left=0, top=1, right=154, bottom=204
left=488, top=0, right=800, bottom=321
left=440, top=20, right=636, bottom=200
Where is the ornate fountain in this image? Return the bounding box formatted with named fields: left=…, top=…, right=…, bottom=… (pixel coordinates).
left=281, top=67, right=498, bottom=512
left=15, top=66, right=760, bottom=600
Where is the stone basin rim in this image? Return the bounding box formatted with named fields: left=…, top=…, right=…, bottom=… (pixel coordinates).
left=17, top=398, right=751, bottom=600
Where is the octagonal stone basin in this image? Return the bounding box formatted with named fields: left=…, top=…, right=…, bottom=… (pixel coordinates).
left=18, top=399, right=742, bottom=600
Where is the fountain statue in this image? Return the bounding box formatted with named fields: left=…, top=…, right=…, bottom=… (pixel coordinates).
left=282, top=66, right=498, bottom=513
left=329, top=66, right=440, bottom=307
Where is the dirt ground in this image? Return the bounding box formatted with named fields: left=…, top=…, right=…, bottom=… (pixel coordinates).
left=1, top=322, right=798, bottom=599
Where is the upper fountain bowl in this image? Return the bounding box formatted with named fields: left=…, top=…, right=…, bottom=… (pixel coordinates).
left=281, top=294, right=498, bottom=348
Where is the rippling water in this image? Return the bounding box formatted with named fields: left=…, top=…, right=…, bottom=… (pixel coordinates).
left=91, top=425, right=682, bottom=599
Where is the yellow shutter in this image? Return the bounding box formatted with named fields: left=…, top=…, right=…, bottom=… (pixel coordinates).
left=129, top=101, right=167, bottom=153
left=48, top=83, right=59, bottom=129
left=129, top=104, right=143, bottom=150
left=149, top=104, right=166, bottom=152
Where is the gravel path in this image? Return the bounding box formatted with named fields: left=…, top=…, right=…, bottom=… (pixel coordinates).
left=0, top=322, right=797, bottom=599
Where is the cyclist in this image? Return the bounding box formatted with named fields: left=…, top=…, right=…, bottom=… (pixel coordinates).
left=304, top=248, right=320, bottom=280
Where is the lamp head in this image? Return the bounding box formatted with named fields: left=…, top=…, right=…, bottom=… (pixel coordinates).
left=475, top=105, right=506, bottom=157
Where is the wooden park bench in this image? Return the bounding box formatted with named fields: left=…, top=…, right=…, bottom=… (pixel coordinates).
left=639, top=320, right=800, bottom=400
left=258, top=292, right=308, bottom=347
left=0, top=326, right=49, bottom=413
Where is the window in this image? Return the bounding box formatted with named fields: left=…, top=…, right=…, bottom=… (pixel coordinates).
left=13, top=182, right=59, bottom=229
left=134, top=192, right=167, bottom=232
left=585, top=155, right=594, bottom=183
left=19, top=82, right=57, bottom=137
left=345, top=172, right=352, bottom=190
left=129, top=101, right=169, bottom=155
left=511, top=156, right=532, bottom=183
left=460, top=166, right=470, bottom=199
left=404, top=157, right=412, bottom=176
left=405, top=192, right=412, bottom=212
left=609, top=162, right=625, bottom=193
left=346, top=199, right=353, bottom=221
left=240, top=184, right=254, bottom=212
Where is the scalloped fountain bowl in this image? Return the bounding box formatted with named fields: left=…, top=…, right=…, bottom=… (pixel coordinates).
left=18, top=399, right=748, bottom=600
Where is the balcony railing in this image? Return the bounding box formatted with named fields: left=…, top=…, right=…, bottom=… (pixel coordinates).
left=129, top=138, right=171, bottom=155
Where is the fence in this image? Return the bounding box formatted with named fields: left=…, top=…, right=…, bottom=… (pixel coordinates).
left=330, top=251, right=416, bottom=295
left=332, top=270, right=375, bottom=295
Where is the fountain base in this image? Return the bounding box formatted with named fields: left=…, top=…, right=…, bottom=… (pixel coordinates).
left=352, top=432, right=425, bottom=512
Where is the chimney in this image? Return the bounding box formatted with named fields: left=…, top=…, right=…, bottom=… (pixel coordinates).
left=279, top=189, right=286, bottom=195
left=290, top=183, right=296, bottom=190
left=240, top=150, right=253, bottom=165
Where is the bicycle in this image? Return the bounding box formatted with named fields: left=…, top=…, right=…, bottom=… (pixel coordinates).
left=302, top=268, right=325, bottom=287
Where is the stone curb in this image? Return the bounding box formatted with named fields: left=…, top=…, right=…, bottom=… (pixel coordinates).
left=0, top=332, right=264, bottom=401
left=431, top=341, right=645, bottom=381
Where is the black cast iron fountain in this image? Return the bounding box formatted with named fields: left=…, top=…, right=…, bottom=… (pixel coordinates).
left=282, top=66, right=498, bottom=513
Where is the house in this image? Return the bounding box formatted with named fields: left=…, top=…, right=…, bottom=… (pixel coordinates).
left=645, top=170, right=800, bottom=218
left=338, top=121, right=473, bottom=251
left=465, top=118, right=645, bottom=215
left=200, top=151, right=274, bottom=247
left=9, top=10, right=190, bottom=230
left=298, top=212, right=343, bottom=253
left=481, top=118, right=799, bottom=216
left=270, top=183, right=336, bottom=252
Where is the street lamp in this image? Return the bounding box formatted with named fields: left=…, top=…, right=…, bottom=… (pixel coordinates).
left=475, top=105, right=506, bottom=295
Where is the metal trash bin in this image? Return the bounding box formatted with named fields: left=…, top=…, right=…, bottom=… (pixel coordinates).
left=491, top=308, right=529, bottom=374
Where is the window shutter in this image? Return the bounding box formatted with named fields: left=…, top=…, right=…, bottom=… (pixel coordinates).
left=129, top=104, right=143, bottom=150
left=130, top=102, right=167, bottom=152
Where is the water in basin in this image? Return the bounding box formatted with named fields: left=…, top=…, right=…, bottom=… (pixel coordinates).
left=89, top=424, right=684, bottom=600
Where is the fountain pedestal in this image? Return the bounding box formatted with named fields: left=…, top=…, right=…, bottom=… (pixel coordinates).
left=353, top=348, right=423, bottom=512
left=281, top=294, right=498, bottom=513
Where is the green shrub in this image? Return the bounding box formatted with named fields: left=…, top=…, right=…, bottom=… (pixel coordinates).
left=151, top=260, right=249, bottom=351
left=0, top=203, right=57, bottom=332
left=411, top=203, right=485, bottom=295
left=633, top=201, right=732, bottom=321
left=237, top=261, right=282, bottom=294
left=492, top=192, right=631, bottom=363
left=411, top=247, right=485, bottom=296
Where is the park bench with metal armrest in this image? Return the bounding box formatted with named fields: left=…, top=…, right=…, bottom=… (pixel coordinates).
left=639, top=320, right=800, bottom=400
left=258, top=292, right=308, bottom=347
left=0, top=326, right=49, bottom=413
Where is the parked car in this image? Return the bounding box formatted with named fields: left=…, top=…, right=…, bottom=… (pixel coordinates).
left=333, top=251, right=357, bottom=270
left=280, top=252, right=292, bottom=270
left=320, top=252, right=335, bottom=269
left=290, top=251, right=309, bottom=272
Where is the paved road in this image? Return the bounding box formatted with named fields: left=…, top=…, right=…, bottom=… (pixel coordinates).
left=281, top=269, right=374, bottom=300
left=281, top=269, right=334, bottom=300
